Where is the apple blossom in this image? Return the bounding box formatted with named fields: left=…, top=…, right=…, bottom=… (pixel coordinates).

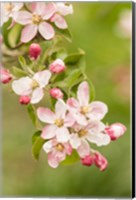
left=29, top=43, right=42, bottom=60
left=19, top=95, right=30, bottom=105
left=81, top=154, right=94, bottom=167
left=49, top=59, right=66, bottom=74
left=105, top=123, right=126, bottom=141
left=67, top=81, right=108, bottom=126
left=37, top=99, right=75, bottom=142
left=50, top=88, right=63, bottom=99
left=93, top=152, right=108, bottom=171
left=69, top=121, right=110, bottom=158
left=1, top=3, right=23, bottom=26
left=43, top=138, right=72, bottom=168
left=13, top=2, right=56, bottom=43
left=50, top=3, right=73, bottom=29
left=12, top=70, right=51, bottom=104
left=0, top=67, right=12, bottom=84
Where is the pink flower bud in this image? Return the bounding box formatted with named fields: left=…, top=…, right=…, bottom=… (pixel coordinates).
left=19, top=96, right=30, bottom=105
left=0, top=68, right=12, bottom=84
left=94, top=152, right=108, bottom=171
left=81, top=155, right=94, bottom=167
left=29, top=43, right=42, bottom=60
left=105, top=123, right=126, bottom=141
left=50, top=88, right=63, bottom=99
left=49, top=59, right=65, bottom=74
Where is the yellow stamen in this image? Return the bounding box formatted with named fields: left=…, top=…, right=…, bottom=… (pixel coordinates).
left=31, top=80, right=39, bottom=89
left=55, top=119, right=64, bottom=127
left=55, top=143, right=64, bottom=151
left=78, top=129, right=88, bottom=137
left=32, top=14, right=42, bottom=24
left=80, top=106, right=89, bottom=115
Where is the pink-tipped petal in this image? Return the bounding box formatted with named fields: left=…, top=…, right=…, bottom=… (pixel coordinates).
left=51, top=14, right=68, bottom=29
left=41, top=125, right=57, bottom=140
left=56, top=127, right=70, bottom=143
left=39, top=22, right=55, bottom=40
left=105, top=123, right=126, bottom=140
left=31, top=2, right=47, bottom=15
left=21, top=24, right=37, bottom=43
left=37, top=107, right=55, bottom=123
left=64, top=143, right=73, bottom=155
left=31, top=87, right=44, bottom=104
left=42, top=3, right=56, bottom=20
left=77, top=140, right=90, bottom=158
left=55, top=99, right=67, bottom=119
left=14, top=11, right=32, bottom=25
left=88, top=101, right=108, bottom=121
left=94, top=152, right=108, bottom=171
left=67, top=97, right=80, bottom=110
left=48, top=151, right=60, bottom=168
left=77, top=81, right=89, bottom=106
left=33, top=70, right=51, bottom=88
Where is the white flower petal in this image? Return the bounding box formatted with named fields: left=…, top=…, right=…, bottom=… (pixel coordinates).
left=42, top=3, right=56, bottom=20
left=37, top=107, right=55, bottom=123
left=56, top=3, right=73, bottom=16
left=70, top=134, right=81, bottom=149
left=21, top=24, right=38, bottom=43
left=12, top=77, right=32, bottom=95
left=13, top=11, right=32, bottom=25
left=77, top=81, right=89, bottom=106
left=43, top=140, right=53, bottom=153
left=64, top=112, right=75, bottom=127
left=87, top=132, right=111, bottom=147
left=88, top=101, right=108, bottom=121
left=31, top=87, right=44, bottom=104
left=87, top=121, right=105, bottom=133
left=56, top=127, right=70, bottom=143
left=39, top=22, right=55, bottom=40
left=33, top=70, right=51, bottom=88
left=55, top=99, right=67, bottom=119
left=77, top=140, right=90, bottom=158
left=41, top=125, right=57, bottom=140
left=51, top=14, right=68, bottom=29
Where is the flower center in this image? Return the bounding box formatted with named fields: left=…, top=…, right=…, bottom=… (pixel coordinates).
left=78, top=129, right=88, bottom=137
left=32, top=14, right=42, bottom=24
left=5, top=3, right=14, bottom=12
left=31, top=80, right=39, bottom=89
left=80, top=106, right=89, bottom=115
left=55, top=119, right=64, bottom=127
left=55, top=143, right=64, bottom=151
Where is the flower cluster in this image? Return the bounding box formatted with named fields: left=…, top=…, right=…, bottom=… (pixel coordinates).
left=1, top=2, right=73, bottom=42
left=0, top=2, right=127, bottom=170
left=37, top=81, right=126, bottom=169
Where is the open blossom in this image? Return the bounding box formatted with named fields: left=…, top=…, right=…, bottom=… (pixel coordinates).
left=0, top=67, right=12, bottom=84
left=69, top=121, right=110, bottom=158
left=105, top=123, right=126, bottom=141
left=50, top=88, right=64, bottom=99
left=49, top=59, right=66, bottom=74
left=43, top=138, right=72, bottom=168
left=14, top=3, right=56, bottom=43
left=1, top=3, right=23, bottom=26
left=29, top=43, right=42, bottom=60
left=50, top=3, right=73, bottom=29
left=67, top=81, right=108, bottom=126
left=37, top=99, right=75, bottom=142
left=12, top=70, right=51, bottom=104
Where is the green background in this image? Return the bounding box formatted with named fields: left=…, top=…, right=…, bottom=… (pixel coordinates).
left=2, top=2, right=131, bottom=198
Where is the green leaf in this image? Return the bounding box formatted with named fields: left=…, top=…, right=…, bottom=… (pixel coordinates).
left=32, top=133, right=45, bottom=160
left=18, top=56, right=27, bottom=70
left=61, top=150, right=80, bottom=165
left=32, top=130, right=41, bottom=145
left=64, top=49, right=85, bottom=65
left=87, top=79, right=95, bottom=101
left=12, top=66, right=27, bottom=78
left=27, top=104, right=42, bottom=129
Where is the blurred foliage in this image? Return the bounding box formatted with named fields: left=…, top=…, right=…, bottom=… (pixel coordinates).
left=2, top=2, right=131, bottom=197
